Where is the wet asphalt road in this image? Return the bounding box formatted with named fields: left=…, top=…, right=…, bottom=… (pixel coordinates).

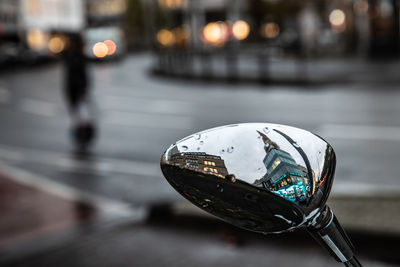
left=1, top=54, right=400, bottom=267
left=1, top=54, right=400, bottom=206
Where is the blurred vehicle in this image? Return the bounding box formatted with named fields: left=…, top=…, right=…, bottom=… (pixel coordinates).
left=18, top=0, right=84, bottom=59
left=84, top=26, right=126, bottom=60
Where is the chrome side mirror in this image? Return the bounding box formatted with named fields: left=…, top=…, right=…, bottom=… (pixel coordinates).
left=161, top=123, right=362, bottom=266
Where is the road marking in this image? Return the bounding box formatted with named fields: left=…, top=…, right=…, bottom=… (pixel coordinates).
left=98, top=95, right=194, bottom=115
left=318, top=123, right=400, bottom=142
left=18, top=97, right=193, bottom=130
left=0, top=144, right=160, bottom=178
left=0, top=162, right=145, bottom=219
left=20, top=98, right=58, bottom=117
left=2, top=144, right=399, bottom=199
left=104, top=110, right=194, bottom=130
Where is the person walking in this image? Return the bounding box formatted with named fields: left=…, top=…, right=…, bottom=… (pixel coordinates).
left=63, top=33, right=96, bottom=153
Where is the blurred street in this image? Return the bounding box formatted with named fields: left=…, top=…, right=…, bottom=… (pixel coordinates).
left=1, top=54, right=400, bottom=266
left=2, top=54, right=400, bottom=201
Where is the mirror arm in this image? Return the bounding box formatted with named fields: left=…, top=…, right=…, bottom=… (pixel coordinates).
left=307, top=206, right=362, bottom=267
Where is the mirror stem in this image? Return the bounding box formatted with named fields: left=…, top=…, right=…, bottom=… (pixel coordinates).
left=307, top=206, right=362, bottom=267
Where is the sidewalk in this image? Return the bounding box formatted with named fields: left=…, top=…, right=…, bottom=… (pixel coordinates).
left=153, top=51, right=400, bottom=85
left=0, top=171, right=96, bottom=248
left=1, top=163, right=400, bottom=267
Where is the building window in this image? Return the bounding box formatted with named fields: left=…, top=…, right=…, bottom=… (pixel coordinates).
left=271, top=158, right=281, bottom=170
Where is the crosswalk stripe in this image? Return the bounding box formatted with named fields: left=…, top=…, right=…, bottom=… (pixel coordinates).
left=0, top=144, right=160, bottom=178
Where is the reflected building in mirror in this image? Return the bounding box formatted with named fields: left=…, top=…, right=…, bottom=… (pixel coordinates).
left=169, top=150, right=228, bottom=179
left=254, top=131, right=311, bottom=203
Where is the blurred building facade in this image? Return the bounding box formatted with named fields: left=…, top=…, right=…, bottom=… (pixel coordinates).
left=0, top=0, right=135, bottom=63
left=152, top=0, right=400, bottom=57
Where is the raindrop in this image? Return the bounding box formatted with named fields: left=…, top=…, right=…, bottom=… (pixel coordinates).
left=263, top=127, right=270, bottom=134
left=220, top=149, right=225, bottom=153
left=181, top=145, right=188, bottom=151
left=257, top=136, right=261, bottom=139
left=257, top=167, right=261, bottom=171
left=200, top=141, right=204, bottom=145
left=220, top=188, right=224, bottom=193
left=194, top=134, right=201, bottom=140
left=227, top=146, right=234, bottom=153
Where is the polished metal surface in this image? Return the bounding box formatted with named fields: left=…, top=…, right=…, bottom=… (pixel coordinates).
left=161, top=123, right=336, bottom=234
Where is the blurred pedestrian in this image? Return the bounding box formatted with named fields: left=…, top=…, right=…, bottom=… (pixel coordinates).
left=62, top=33, right=96, bottom=153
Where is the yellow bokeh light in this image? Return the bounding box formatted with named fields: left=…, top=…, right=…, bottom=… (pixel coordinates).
left=48, top=36, right=66, bottom=54
left=157, top=29, right=175, bottom=47
left=158, top=0, right=186, bottom=9
left=27, top=29, right=47, bottom=51
left=203, top=22, right=228, bottom=45
left=329, top=9, right=346, bottom=26
left=262, top=22, right=280, bottom=39
left=173, top=27, right=189, bottom=46
left=93, top=42, right=108, bottom=58
left=232, top=20, right=250, bottom=40
left=104, top=40, right=117, bottom=55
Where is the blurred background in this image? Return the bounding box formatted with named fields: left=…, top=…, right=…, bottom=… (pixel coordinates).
left=1, top=0, right=400, bottom=266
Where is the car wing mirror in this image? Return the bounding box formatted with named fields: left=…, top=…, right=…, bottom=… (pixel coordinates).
left=161, top=123, right=362, bottom=266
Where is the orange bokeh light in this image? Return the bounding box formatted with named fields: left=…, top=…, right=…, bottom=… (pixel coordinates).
left=104, top=40, right=117, bottom=55
left=93, top=42, right=108, bottom=58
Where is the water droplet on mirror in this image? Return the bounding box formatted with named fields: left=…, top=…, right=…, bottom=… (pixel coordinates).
left=199, top=141, right=204, bottom=145
left=181, top=146, right=188, bottom=151
left=194, top=134, right=201, bottom=140
left=227, top=146, right=234, bottom=153
left=263, top=127, right=270, bottom=134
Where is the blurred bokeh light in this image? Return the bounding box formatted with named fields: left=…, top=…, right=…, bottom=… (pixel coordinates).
left=92, top=41, right=108, bottom=58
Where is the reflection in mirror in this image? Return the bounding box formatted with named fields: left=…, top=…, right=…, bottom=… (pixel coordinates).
left=254, top=130, right=312, bottom=204
left=162, top=123, right=336, bottom=233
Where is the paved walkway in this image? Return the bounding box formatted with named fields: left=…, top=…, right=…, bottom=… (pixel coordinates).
left=1, top=163, right=400, bottom=267
left=0, top=172, right=96, bottom=249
